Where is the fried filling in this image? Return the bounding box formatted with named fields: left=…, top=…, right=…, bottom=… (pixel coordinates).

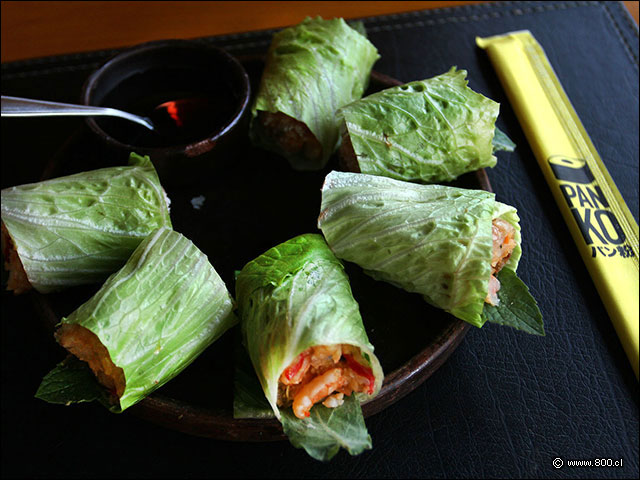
left=257, top=111, right=322, bottom=162
left=277, top=344, right=375, bottom=419
left=486, top=218, right=517, bottom=305
left=55, top=324, right=125, bottom=400
left=1, top=222, right=32, bottom=295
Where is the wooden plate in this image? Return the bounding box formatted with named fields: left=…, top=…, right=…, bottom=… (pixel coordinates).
left=30, top=56, right=488, bottom=441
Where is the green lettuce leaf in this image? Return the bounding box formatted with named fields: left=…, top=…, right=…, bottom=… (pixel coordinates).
left=250, top=17, right=380, bottom=170
left=318, top=171, right=535, bottom=330
left=319, top=171, right=495, bottom=326
left=337, top=67, right=501, bottom=183
left=45, top=227, right=237, bottom=412
left=1, top=153, right=171, bottom=293
left=35, top=356, right=110, bottom=408
left=280, top=394, right=372, bottom=462
left=493, top=127, right=516, bottom=153
left=482, top=268, right=544, bottom=335
left=236, top=233, right=382, bottom=459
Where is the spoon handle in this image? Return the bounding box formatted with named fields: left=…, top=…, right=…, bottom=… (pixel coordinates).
left=1, top=95, right=154, bottom=130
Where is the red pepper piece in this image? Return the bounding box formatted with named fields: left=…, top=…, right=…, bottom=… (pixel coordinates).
left=283, top=351, right=308, bottom=382
left=343, top=354, right=375, bottom=395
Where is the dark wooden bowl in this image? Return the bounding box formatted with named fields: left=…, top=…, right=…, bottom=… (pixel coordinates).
left=31, top=56, right=490, bottom=441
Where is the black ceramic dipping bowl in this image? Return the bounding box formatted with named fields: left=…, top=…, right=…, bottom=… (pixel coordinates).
left=81, top=39, right=251, bottom=186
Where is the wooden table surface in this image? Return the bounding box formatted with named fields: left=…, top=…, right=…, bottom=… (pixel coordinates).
left=2, top=1, right=638, bottom=63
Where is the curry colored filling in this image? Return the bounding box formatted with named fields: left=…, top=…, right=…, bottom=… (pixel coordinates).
left=277, top=344, right=375, bottom=419
left=486, top=218, right=517, bottom=305
left=55, top=324, right=125, bottom=400
left=1, top=222, right=32, bottom=295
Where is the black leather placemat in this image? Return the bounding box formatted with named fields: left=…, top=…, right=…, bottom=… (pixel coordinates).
left=1, top=2, right=638, bottom=478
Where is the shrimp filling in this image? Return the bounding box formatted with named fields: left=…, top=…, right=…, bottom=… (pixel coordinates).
left=486, top=218, right=517, bottom=305
left=277, top=344, right=375, bottom=419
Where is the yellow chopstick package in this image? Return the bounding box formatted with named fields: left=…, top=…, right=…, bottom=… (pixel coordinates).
left=476, top=31, right=639, bottom=378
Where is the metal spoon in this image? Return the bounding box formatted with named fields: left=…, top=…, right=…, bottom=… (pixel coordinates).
left=1, top=95, right=155, bottom=130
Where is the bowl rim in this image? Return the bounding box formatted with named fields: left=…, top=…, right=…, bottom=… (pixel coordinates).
left=80, top=39, right=251, bottom=157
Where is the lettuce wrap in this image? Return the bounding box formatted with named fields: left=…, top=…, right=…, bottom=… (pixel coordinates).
left=250, top=17, right=380, bottom=171
left=36, top=227, right=237, bottom=412
left=318, top=171, right=543, bottom=334
left=1, top=153, right=171, bottom=294
left=235, top=233, right=383, bottom=461
left=337, top=67, right=514, bottom=183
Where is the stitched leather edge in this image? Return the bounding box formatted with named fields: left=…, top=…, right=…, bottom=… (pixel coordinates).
left=602, top=1, right=639, bottom=69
